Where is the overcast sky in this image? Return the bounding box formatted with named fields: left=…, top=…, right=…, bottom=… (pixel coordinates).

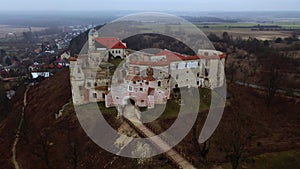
left=0, top=0, right=299, bottom=11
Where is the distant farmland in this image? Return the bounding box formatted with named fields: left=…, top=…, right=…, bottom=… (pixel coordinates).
left=202, top=29, right=293, bottom=40
left=0, top=25, right=47, bottom=39
left=198, top=22, right=300, bottom=40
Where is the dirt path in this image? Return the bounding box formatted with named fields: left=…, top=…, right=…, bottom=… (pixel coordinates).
left=11, top=86, right=29, bottom=169
left=124, top=115, right=196, bottom=169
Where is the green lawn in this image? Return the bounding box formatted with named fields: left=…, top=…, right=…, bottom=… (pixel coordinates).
left=97, top=101, right=118, bottom=115
left=94, top=88, right=211, bottom=120
left=149, top=88, right=212, bottom=119
left=109, top=58, right=123, bottom=67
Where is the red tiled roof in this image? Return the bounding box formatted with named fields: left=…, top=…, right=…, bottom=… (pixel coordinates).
left=95, top=86, right=109, bottom=91
left=127, top=75, right=142, bottom=81
left=155, top=50, right=199, bottom=61
left=157, top=50, right=226, bottom=60
left=219, top=53, right=226, bottom=59
left=69, top=57, right=77, bottom=61
left=95, top=37, right=127, bottom=49
left=129, top=61, right=170, bottom=66
left=129, top=49, right=226, bottom=66
left=143, top=76, right=156, bottom=81
left=129, top=50, right=200, bottom=66
left=34, top=48, right=41, bottom=54
left=127, top=75, right=156, bottom=82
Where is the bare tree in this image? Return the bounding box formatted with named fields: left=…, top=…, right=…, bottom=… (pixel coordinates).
left=67, top=138, right=79, bottom=169
left=0, top=81, right=10, bottom=120
left=216, top=105, right=253, bottom=169
left=240, top=66, right=250, bottom=85
left=27, top=127, right=52, bottom=169
left=226, top=60, right=238, bottom=83
left=192, top=109, right=211, bottom=163
left=263, top=53, right=282, bottom=107
left=266, top=65, right=280, bottom=107
left=192, top=124, right=210, bottom=163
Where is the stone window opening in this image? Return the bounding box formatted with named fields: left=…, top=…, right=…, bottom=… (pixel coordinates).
left=93, top=93, right=97, bottom=98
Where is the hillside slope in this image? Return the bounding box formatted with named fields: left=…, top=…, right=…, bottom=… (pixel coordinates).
left=0, top=69, right=171, bottom=169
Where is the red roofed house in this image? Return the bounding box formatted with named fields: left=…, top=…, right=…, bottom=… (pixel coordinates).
left=88, top=29, right=127, bottom=60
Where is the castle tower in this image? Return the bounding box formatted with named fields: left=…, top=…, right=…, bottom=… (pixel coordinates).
left=88, top=28, right=98, bottom=52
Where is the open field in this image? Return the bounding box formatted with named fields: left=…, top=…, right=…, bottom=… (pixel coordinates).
left=132, top=22, right=298, bottom=40
left=198, top=22, right=300, bottom=40
left=0, top=25, right=47, bottom=39
left=203, top=29, right=293, bottom=40
left=197, top=22, right=300, bottom=29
